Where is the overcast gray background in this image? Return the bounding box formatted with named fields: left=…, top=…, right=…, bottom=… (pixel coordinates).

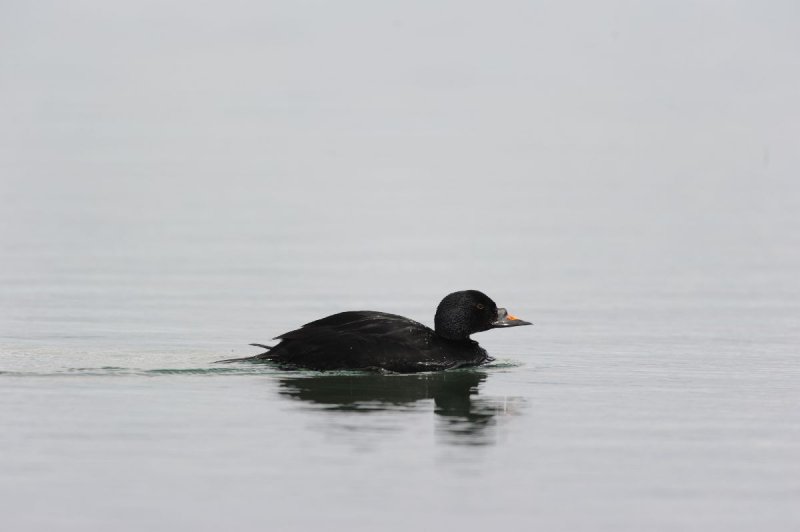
left=3, top=1, right=798, bottom=341
left=1, top=2, right=799, bottom=531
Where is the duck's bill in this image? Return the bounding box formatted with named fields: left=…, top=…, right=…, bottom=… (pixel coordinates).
left=492, top=308, right=533, bottom=328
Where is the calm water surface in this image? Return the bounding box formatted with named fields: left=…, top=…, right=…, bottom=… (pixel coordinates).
left=2, top=180, right=798, bottom=531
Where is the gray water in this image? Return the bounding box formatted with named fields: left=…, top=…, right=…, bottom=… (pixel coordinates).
left=2, top=2, right=800, bottom=530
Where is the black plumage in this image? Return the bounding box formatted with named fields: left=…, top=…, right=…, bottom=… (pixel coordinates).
left=218, top=290, right=531, bottom=372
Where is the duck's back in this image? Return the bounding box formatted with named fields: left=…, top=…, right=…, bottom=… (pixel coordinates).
left=251, top=311, right=488, bottom=372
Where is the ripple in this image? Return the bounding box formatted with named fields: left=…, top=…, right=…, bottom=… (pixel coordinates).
left=0, top=366, right=279, bottom=378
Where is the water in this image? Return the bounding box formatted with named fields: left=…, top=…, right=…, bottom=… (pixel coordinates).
left=2, top=2, right=800, bottom=530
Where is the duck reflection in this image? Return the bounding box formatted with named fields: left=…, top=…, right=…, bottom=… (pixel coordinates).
left=277, top=370, right=519, bottom=445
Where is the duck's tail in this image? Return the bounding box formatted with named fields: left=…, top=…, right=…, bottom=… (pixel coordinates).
left=214, top=343, right=274, bottom=363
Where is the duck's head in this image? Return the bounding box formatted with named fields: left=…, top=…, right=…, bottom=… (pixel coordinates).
left=434, top=290, right=532, bottom=340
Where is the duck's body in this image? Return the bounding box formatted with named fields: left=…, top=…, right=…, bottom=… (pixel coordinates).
left=219, top=290, right=530, bottom=372
left=244, top=310, right=491, bottom=372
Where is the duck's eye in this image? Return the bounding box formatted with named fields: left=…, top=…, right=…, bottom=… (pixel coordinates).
left=476, top=304, right=485, bottom=310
